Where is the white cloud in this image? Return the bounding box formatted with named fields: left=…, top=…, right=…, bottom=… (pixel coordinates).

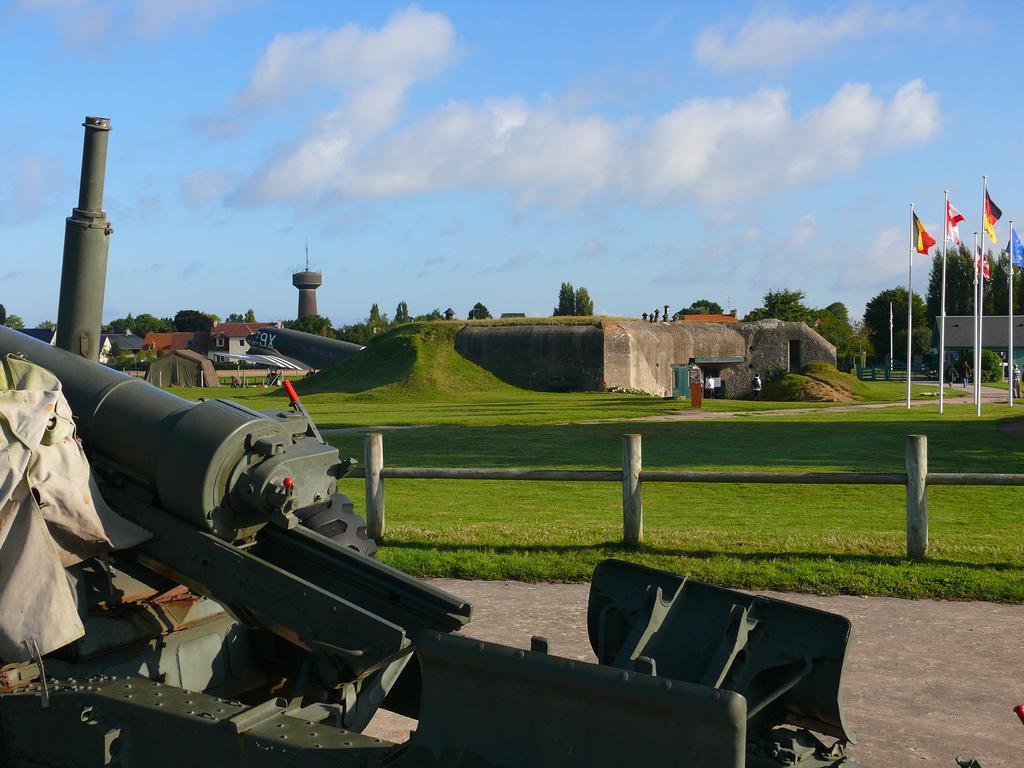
left=232, top=6, right=455, bottom=112
left=0, top=154, right=62, bottom=224
left=832, top=225, right=907, bottom=291
left=231, top=78, right=938, bottom=210
left=9, top=0, right=245, bottom=44
left=788, top=215, right=818, bottom=249
left=180, top=169, right=237, bottom=208
left=131, top=0, right=243, bottom=38
left=479, top=248, right=538, bottom=274
left=693, top=5, right=914, bottom=72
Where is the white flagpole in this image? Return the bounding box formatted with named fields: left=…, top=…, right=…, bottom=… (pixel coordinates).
left=907, top=203, right=914, bottom=408
left=889, top=301, right=894, bottom=375
left=1010, top=221, right=1015, bottom=407
left=974, top=232, right=980, bottom=412
left=939, top=190, right=948, bottom=413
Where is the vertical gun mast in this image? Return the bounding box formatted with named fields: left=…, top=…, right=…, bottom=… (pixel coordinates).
left=55, top=116, right=112, bottom=359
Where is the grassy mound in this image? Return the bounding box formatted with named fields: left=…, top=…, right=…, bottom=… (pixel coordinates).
left=763, top=362, right=871, bottom=402
left=298, top=321, right=517, bottom=399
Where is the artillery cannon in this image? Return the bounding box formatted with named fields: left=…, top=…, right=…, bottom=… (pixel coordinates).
left=0, top=118, right=866, bottom=767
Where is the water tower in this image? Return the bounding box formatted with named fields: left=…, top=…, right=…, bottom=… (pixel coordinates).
left=292, top=243, right=322, bottom=320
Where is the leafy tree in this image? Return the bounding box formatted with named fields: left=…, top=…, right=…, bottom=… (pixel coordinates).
left=337, top=304, right=391, bottom=344
left=244, top=308, right=256, bottom=323
left=743, top=289, right=811, bottom=322
left=129, top=313, right=171, bottom=335
left=468, top=302, right=492, bottom=320
left=336, top=323, right=374, bottom=345
left=413, top=308, right=443, bottom=321
left=395, top=301, right=411, bottom=324
left=823, top=302, right=849, bottom=325
left=575, top=287, right=594, bottom=316
left=2, top=314, right=24, bottom=329
left=988, top=251, right=1024, bottom=315
left=173, top=309, right=215, bottom=332
left=38, top=320, right=55, bottom=329
left=679, top=298, right=723, bottom=316
left=863, top=287, right=929, bottom=364
left=554, top=282, right=576, bottom=316
left=0, top=304, right=5, bottom=325
left=284, top=314, right=334, bottom=337
left=925, top=243, right=980, bottom=321
left=225, top=313, right=244, bottom=323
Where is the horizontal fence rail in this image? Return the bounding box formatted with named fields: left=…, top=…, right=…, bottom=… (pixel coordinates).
left=346, top=432, right=1024, bottom=559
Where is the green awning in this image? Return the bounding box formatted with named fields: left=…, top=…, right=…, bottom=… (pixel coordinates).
left=694, top=357, right=744, bottom=364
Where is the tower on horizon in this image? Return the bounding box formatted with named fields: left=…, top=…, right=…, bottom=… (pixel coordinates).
left=292, top=242, right=322, bottom=320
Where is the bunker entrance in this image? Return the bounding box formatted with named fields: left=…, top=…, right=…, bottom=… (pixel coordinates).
left=789, top=339, right=802, bottom=372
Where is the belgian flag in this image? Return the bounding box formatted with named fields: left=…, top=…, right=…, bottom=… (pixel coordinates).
left=984, top=190, right=1002, bottom=243
left=913, top=212, right=936, bottom=254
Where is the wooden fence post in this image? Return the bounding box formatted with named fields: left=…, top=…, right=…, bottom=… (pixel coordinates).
left=365, top=432, right=385, bottom=541
left=622, top=434, right=643, bottom=545
left=905, top=434, right=928, bottom=559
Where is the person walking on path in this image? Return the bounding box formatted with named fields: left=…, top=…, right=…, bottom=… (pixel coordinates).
left=963, top=363, right=971, bottom=389
left=1014, top=364, right=1022, bottom=399
left=752, top=373, right=762, bottom=401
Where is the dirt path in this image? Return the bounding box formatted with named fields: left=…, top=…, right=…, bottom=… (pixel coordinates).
left=365, top=580, right=1023, bottom=767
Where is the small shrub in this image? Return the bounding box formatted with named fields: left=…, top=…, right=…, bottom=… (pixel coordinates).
left=981, top=350, right=1003, bottom=383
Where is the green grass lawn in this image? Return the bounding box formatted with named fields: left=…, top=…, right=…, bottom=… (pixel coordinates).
left=169, top=380, right=965, bottom=427
left=163, top=381, right=1019, bottom=601
left=325, top=402, right=1024, bottom=602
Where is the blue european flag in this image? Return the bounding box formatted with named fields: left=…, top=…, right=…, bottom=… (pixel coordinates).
left=1009, top=229, right=1024, bottom=268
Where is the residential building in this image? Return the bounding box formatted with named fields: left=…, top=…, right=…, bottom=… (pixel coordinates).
left=143, top=332, right=211, bottom=356
left=99, top=331, right=145, bottom=364
left=209, top=321, right=281, bottom=362
left=15, top=327, right=57, bottom=345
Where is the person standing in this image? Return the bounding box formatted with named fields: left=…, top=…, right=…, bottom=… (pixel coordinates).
left=752, top=373, right=762, bottom=401
left=1014, top=364, right=1022, bottom=399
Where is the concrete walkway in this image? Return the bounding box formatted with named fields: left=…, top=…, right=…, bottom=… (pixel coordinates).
left=365, top=580, right=1024, bottom=767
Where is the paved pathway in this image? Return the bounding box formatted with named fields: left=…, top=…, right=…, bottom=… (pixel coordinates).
left=365, top=580, right=1024, bottom=767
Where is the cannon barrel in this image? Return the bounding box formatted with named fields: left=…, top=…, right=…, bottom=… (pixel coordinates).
left=0, top=325, right=340, bottom=542
left=55, top=116, right=113, bottom=360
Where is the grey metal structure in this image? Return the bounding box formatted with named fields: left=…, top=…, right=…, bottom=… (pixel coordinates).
left=55, top=116, right=112, bottom=360
left=0, top=117, right=873, bottom=767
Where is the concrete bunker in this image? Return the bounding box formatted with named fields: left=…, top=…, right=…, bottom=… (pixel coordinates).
left=456, top=318, right=835, bottom=398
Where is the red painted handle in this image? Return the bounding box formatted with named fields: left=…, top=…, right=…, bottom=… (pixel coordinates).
left=283, top=380, right=300, bottom=404
left=1015, top=704, right=1024, bottom=726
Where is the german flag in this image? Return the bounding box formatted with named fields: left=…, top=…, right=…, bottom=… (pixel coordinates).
left=984, top=189, right=1002, bottom=243
left=913, top=212, right=936, bottom=254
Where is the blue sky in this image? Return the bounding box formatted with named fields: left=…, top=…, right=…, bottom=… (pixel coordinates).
left=1, top=1, right=1020, bottom=326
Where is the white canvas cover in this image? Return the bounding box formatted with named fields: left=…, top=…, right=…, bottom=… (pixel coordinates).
left=0, top=354, right=150, bottom=661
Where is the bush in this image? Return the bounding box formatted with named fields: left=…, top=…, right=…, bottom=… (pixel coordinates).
left=981, top=349, right=1003, bottom=382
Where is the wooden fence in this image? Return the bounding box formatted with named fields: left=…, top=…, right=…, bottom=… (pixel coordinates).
left=348, top=432, right=1024, bottom=559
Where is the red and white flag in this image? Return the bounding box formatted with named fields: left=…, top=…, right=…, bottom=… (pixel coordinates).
left=946, top=199, right=965, bottom=244
left=976, top=238, right=991, bottom=280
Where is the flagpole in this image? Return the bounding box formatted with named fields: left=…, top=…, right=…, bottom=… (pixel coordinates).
left=889, top=301, right=894, bottom=376
left=979, top=173, right=988, bottom=415
left=974, top=231, right=980, bottom=413
left=1010, top=220, right=1015, bottom=407
left=939, top=190, right=948, bottom=414
left=907, top=203, right=914, bottom=409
